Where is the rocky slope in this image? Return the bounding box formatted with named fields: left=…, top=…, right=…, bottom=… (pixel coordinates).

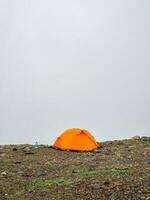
left=0, top=136, right=150, bottom=200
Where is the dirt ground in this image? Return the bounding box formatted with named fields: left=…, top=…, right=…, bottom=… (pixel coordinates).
left=0, top=136, right=150, bottom=200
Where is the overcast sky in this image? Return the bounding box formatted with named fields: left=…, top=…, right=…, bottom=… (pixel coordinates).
left=0, top=0, right=150, bottom=144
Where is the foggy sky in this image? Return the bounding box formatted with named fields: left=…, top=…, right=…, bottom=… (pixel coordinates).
left=0, top=0, right=150, bottom=144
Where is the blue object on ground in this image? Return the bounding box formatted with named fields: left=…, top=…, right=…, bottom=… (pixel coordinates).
left=34, top=142, right=40, bottom=149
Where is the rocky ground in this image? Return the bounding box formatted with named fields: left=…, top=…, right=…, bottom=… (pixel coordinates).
left=0, top=136, right=150, bottom=200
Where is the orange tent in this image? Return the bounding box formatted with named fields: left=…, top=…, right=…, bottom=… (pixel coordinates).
left=53, top=128, right=98, bottom=151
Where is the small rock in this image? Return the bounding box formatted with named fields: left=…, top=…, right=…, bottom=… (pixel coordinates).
left=0, top=153, right=6, bottom=157
left=24, top=173, right=32, bottom=177
left=16, top=170, right=24, bottom=176
left=141, top=136, right=150, bottom=141
left=12, top=147, right=18, bottom=151
left=1, top=171, right=7, bottom=176
left=93, top=149, right=101, bottom=153
left=69, top=185, right=75, bottom=188
left=115, top=166, right=129, bottom=170
left=91, top=184, right=102, bottom=190
left=40, top=145, right=47, bottom=148
left=147, top=160, right=150, bottom=164
left=89, top=166, right=94, bottom=171
left=72, top=169, right=80, bottom=173
left=104, top=146, right=112, bottom=153
left=131, top=136, right=140, bottom=140
left=37, top=169, right=46, bottom=177
left=141, top=196, right=146, bottom=199
left=23, top=146, right=30, bottom=152
left=23, top=147, right=34, bottom=154
left=0, top=146, right=4, bottom=151
left=116, top=140, right=124, bottom=145
left=103, top=181, right=109, bottom=186
left=109, top=194, right=116, bottom=200
left=14, top=161, right=22, bottom=164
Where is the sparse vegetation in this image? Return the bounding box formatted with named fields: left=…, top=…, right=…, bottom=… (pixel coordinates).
left=0, top=137, right=149, bottom=199
left=31, top=177, right=75, bottom=188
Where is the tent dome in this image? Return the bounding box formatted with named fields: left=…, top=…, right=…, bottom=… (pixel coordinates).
left=53, top=128, right=98, bottom=151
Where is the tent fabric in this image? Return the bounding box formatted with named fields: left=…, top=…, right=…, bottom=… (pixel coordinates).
left=53, top=128, right=98, bottom=151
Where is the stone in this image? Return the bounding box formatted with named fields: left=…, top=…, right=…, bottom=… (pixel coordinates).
left=141, top=136, right=150, bottom=141
left=0, top=146, right=4, bottom=150
left=91, top=184, right=102, bottom=190
left=116, top=140, right=124, bottom=145
left=137, top=190, right=142, bottom=194
left=141, top=196, right=146, bottom=199
left=14, top=161, right=22, bottom=164
left=12, top=147, right=18, bottom=151
left=93, top=149, right=101, bottom=153
left=16, top=171, right=24, bottom=176
left=37, top=169, right=46, bottom=177
left=72, top=169, right=80, bottom=173
left=103, top=181, right=110, bottom=186
left=109, top=193, right=118, bottom=200
left=1, top=172, right=7, bottom=176
left=131, top=136, right=140, bottom=140
left=0, top=153, right=6, bottom=157
left=23, top=147, right=30, bottom=152
left=23, top=147, right=34, bottom=154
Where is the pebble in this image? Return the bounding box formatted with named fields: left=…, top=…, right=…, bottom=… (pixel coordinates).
left=93, top=149, right=101, bottom=153
left=37, top=169, right=46, bottom=177
left=23, top=147, right=30, bottom=152
left=103, top=181, right=110, bottom=186
left=138, top=190, right=142, bottom=194
left=0, top=153, right=6, bottom=157
left=72, top=169, right=80, bottom=173
left=16, top=170, right=24, bottom=176
left=109, top=193, right=119, bottom=200
left=91, top=184, right=102, bottom=190
left=131, top=136, right=141, bottom=140
left=147, top=160, right=150, bottom=164
left=12, top=147, right=18, bottom=151
left=116, top=140, right=124, bottom=145
left=140, top=196, right=146, bottom=200
left=141, top=136, right=150, bottom=141
left=14, top=161, right=22, bottom=164
left=23, top=147, right=34, bottom=154
left=1, top=172, right=7, bottom=176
